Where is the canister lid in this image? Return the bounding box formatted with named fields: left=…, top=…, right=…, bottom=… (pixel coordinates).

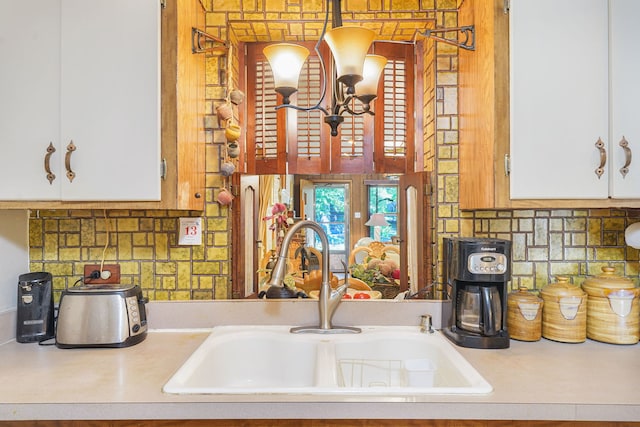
left=583, top=266, right=634, bottom=289
left=540, top=276, right=586, bottom=299
left=582, top=266, right=637, bottom=296
left=508, top=286, right=542, bottom=304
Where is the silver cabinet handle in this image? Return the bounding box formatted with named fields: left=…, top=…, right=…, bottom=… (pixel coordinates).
left=619, top=136, right=631, bottom=178
left=160, top=158, right=167, bottom=180
left=595, top=138, right=606, bottom=179
left=44, top=142, right=56, bottom=184
left=65, top=140, right=76, bottom=182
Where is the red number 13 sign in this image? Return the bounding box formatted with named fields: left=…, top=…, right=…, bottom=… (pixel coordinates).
left=179, top=218, right=202, bottom=245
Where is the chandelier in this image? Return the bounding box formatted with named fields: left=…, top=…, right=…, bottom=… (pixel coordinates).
left=262, top=0, right=387, bottom=137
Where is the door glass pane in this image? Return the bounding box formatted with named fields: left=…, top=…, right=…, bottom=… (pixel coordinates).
left=367, top=185, right=398, bottom=242
left=312, top=184, right=349, bottom=272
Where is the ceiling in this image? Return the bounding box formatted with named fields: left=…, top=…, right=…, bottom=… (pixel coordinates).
left=209, top=0, right=457, bottom=43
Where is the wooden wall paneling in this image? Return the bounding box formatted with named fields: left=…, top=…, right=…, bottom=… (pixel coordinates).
left=458, top=0, right=511, bottom=210
left=171, top=0, right=206, bottom=210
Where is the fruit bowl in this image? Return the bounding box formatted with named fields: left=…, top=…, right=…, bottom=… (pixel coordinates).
left=308, top=289, right=382, bottom=300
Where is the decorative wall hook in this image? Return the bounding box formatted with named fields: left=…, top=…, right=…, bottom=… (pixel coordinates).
left=191, top=28, right=228, bottom=55
left=419, top=25, right=475, bottom=51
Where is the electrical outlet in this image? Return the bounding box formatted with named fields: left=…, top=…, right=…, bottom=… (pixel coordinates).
left=83, top=264, right=121, bottom=285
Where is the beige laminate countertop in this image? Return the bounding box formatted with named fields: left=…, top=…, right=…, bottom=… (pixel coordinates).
left=0, top=300, right=639, bottom=422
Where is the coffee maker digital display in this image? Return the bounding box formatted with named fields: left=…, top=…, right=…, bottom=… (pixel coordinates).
left=443, top=237, right=511, bottom=349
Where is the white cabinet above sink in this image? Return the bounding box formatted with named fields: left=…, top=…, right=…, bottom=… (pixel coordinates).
left=0, top=0, right=161, bottom=202
left=510, top=0, right=640, bottom=201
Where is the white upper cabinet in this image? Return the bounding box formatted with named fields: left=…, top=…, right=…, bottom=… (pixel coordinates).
left=509, top=0, right=639, bottom=200
left=0, top=0, right=160, bottom=201
left=0, top=0, right=61, bottom=200
left=509, top=0, right=608, bottom=199
left=609, top=0, right=640, bottom=198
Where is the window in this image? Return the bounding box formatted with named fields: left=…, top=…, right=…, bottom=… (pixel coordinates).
left=244, top=42, right=415, bottom=175
left=367, top=184, right=398, bottom=242
left=311, top=183, right=350, bottom=272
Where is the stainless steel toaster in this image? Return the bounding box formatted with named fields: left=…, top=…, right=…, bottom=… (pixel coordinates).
left=55, top=284, right=147, bottom=348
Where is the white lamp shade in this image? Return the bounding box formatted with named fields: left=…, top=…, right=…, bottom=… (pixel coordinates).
left=263, top=43, right=310, bottom=91
left=356, top=54, right=387, bottom=97
left=625, top=222, right=640, bottom=249
left=365, top=213, right=389, bottom=227
left=324, top=26, right=375, bottom=86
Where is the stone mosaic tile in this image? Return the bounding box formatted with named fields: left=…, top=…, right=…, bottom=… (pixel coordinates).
left=28, top=4, right=640, bottom=300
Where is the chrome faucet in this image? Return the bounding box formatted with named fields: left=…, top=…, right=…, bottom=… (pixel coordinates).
left=267, top=220, right=361, bottom=334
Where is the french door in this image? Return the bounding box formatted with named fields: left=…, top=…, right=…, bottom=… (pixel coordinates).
left=302, top=181, right=351, bottom=273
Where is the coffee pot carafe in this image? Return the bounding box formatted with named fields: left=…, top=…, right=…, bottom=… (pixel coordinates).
left=443, top=237, right=511, bottom=349
left=457, top=285, right=502, bottom=336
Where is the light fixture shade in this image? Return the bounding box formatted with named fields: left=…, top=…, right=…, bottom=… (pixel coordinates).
left=263, top=43, right=310, bottom=98
left=365, top=213, right=390, bottom=227
left=356, top=54, right=387, bottom=97
left=324, top=26, right=375, bottom=90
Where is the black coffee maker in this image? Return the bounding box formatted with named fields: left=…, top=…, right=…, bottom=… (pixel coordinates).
left=16, top=272, right=55, bottom=343
left=443, top=237, right=511, bottom=349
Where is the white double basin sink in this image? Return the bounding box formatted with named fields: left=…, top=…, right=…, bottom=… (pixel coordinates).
left=163, top=325, right=492, bottom=396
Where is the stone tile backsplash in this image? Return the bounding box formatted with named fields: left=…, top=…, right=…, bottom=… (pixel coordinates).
left=28, top=210, right=231, bottom=301
left=455, top=209, right=640, bottom=290
left=27, top=1, right=640, bottom=300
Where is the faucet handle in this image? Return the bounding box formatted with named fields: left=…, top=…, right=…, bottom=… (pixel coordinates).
left=340, top=260, right=349, bottom=279
left=335, top=282, right=349, bottom=297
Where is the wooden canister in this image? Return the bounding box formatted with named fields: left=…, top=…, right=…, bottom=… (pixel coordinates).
left=582, top=266, right=640, bottom=345
left=540, top=276, right=587, bottom=343
left=507, top=287, right=544, bottom=341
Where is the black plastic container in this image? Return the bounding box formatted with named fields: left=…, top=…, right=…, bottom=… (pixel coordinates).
left=16, top=272, right=55, bottom=343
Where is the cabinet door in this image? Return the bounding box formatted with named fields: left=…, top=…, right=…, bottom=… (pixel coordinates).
left=509, top=0, right=609, bottom=199
left=0, top=0, right=62, bottom=200
left=60, top=0, right=160, bottom=201
left=609, top=0, right=640, bottom=198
